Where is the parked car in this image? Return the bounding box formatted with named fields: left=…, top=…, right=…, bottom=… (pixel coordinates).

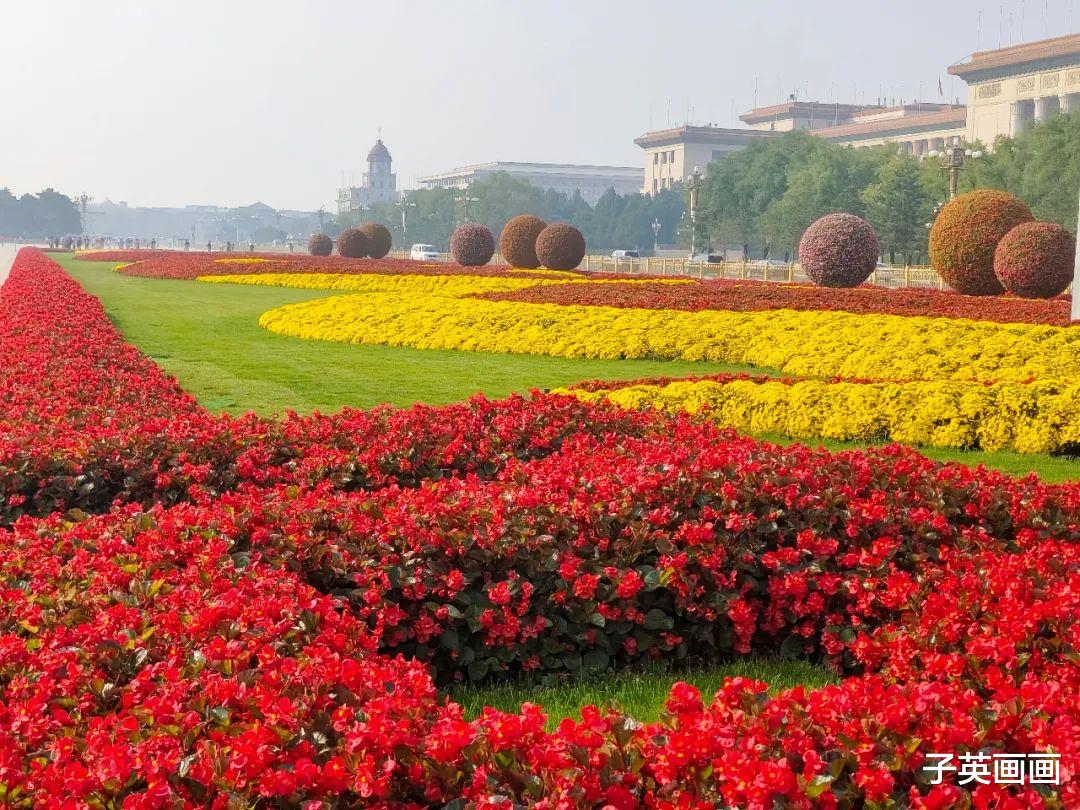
left=410, top=244, right=440, bottom=261
left=688, top=252, right=724, bottom=264
left=611, top=249, right=641, bottom=259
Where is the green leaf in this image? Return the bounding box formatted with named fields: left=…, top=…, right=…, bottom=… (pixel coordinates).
left=643, top=608, right=674, bottom=631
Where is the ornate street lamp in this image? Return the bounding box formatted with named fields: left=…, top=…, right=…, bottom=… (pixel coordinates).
left=76, top=192, right=91, bottom=233
left=456, top=184, right=479, bottom=223
left=925, top=144, right=983, bottom=200
left=397, top=194, right=417, bottom=241
left=651, top=218, right=662, bottom=255
left=1073, top=186, right=1080, bottom=321
left=685, top=166, right=703, bottom=256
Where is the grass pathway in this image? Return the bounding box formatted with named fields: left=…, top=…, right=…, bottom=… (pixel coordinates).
left=60, top=256, right=750, bottom=415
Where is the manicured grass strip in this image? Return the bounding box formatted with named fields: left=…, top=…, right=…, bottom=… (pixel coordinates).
left=448, top=658, right=837, bottom=730
left=58, top=256, right=755, bottom=417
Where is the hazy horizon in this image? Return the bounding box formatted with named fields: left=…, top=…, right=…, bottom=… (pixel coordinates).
left=2, top=0, right=1077, bottom=211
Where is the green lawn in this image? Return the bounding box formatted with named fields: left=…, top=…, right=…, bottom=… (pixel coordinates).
left=58, top=255, right=1079, bottom=481
left=449, top=658, right=836, bottom=729
left=59, top=256, right=748, bottom=415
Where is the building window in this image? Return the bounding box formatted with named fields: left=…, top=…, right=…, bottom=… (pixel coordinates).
left=660, top=152, right=666, bottom=164
left=653, top=153, right=659, bottom=164
left=669, top=150, right=676, bottom=163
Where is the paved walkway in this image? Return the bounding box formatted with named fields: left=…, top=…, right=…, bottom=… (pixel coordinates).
left=0, top=244, right=23, bottom=285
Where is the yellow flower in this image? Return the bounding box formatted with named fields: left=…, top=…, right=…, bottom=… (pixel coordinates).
left=554, top=377, right=1080, bottom=454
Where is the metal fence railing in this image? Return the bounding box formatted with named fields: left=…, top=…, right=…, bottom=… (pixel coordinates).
left=387, top=252, right=1075, bottom=294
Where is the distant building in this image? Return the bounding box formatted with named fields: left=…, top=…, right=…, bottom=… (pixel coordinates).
left=813, top=104, right=967, bottom=154
left=739, top=101, right=882, bottom=132
left=949, top=32, right=1080, bottom=145
left=337, top=138, right=399, bottom=214
left=86, top=199, right=322, bottom=243
left=416, top=162, right=643, bottom=205
left=634, top=126, right=775, bottom=195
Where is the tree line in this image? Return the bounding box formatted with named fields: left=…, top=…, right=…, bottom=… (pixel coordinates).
left=0, top=188, right=82, bottom=239
left=332, top=172, right=686, bottom=254
left=695, top=113, right=1080, bottom=264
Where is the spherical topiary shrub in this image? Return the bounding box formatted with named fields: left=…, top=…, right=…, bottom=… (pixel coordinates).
left=797, top=213, right=879, bottom=288
left=993, top=221, right=1076, bottom=299
left=308, top=232, right=333, bottom=256
left=928, top=189, right=1034, bottom=296
left=450, top=222, right=496, bottom=266
left=536, top=222, right=587, bottom=271
left=336, top=227, right=369, bottom=259
left=499, top=214, right=547, bottom=269
left=360, top=223, right=392, bottom=259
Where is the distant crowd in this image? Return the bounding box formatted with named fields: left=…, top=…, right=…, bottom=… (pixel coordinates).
left=35, top=236, right=298, bottom=253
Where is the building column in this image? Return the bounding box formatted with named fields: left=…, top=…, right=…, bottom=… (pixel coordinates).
left=1034, top=95, right=1059, bottom=123
left=1011, top=100, right=1036, bottom=135
left=913, top=139, right=928, bottom=157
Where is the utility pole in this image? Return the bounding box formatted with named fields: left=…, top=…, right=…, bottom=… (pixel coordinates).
left=316, top=206, right=327, bottom=232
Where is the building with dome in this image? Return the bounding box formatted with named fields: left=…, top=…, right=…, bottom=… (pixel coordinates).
left=336, top=138, right=400, bottom=214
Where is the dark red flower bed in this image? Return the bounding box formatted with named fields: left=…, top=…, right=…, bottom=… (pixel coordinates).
left=77, top=249, right=588, bottom=281
left=480, top=279, right=1077, bottom=326
left=0, top=248, right=1077, bottom=806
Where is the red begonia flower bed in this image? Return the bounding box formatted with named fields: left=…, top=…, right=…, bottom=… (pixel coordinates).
left=480, top=279, right=1077, bottom=326
left=0, top=249, right=1077, bottom=806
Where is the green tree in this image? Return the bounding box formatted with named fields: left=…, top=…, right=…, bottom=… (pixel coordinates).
left=862, top=155, right=933, bottom=264
left=758, top=145, right=887, bottom=253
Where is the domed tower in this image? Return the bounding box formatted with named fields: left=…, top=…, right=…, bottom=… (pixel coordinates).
left=363, top=138, right=396, bottom=195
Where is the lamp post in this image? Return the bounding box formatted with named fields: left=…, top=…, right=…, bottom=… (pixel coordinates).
left=456, top=184, right=479, bottom=224
left=651, top=218, right=661, bottom=255
left=397, top=193, right=417, bottom=241
left=76, top=192, right=91, bottom=234
left=315, top=206, right=327, bottom=232
left=685, top=166, right=703, bottom=256
left=925, top=144, right=982, bottom=200
left=1072, top=185, right=1080, bottom=322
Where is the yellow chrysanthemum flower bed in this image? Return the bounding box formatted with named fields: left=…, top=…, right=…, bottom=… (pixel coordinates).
left=554, top=377, right=1080, bottom=455
left=244, top=285, right=1078, bottom=383
left=197, top=269, right=1080, bottom=453
left=200, top=272, right=566, bottom=296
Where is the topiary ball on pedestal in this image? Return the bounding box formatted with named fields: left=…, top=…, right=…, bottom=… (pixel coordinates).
left=797, top=213, right=879, bottom=288
left=336, top=227, right=369, bottom=259
left=536, top=222, right=587, bottom=271
left=929, top=189, right=1034, bottom=296
left=308, top=233, right=333, bottom=256
left=993, top=221, right=1076, bottom=299
left=360, top=223, right=392, bottom=259
left=450, top=223, right=496, bottom=266
left=499, top=215, right=547, bottom=269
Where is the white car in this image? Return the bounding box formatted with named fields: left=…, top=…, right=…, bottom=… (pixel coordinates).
left=410, top=243, right=440, bottom=261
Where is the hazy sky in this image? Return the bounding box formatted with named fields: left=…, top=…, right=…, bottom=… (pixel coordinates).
left=2, top=0, right=1077, bottom=210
